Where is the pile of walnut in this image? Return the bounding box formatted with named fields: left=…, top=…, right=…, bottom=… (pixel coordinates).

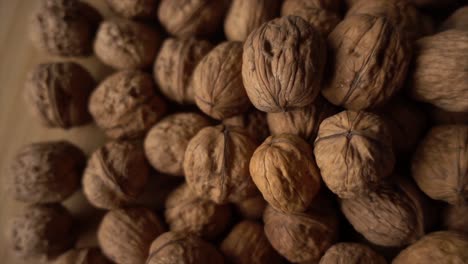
left=5, top=0, right=468, bottom=263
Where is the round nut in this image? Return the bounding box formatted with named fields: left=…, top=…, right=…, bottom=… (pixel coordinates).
left=223, top=110, right=270, bottom=144
left=319, top=243, right=386, bottom=264
left=53, top=247, right=110, bottom=264
left=105, top=0, right=157, bottom=20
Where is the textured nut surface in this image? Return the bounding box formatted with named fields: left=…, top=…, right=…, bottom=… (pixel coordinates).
left=319, top=243, right=386, bottom=264
left=53, top=247, right=110, bottom=264
left=443, top=205, right=468, bottom=235
left=440, top=6, right=468, bottom=32
left=106, top=0, right=157, bottom=19
left=234, top=195, right=267, bottom=220
left=250, top=134, right=321, bottom=213
left=223, top=110, right=270, bottom=144
left=242, top=16, right=326, bottom=112
left=8, top=141, right=85, bottom=204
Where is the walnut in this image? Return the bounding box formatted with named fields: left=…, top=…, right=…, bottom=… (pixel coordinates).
left=411, top=125, right=468, bottom=205
left=323, top=15, right=411, bottom=110
left=158, top=0, right=229, bottom=37
left=406, top=0, right=459, bottom=8
left=319, top=243, right=386, bottom=264
left=154, top=38, right=213, bottom=104
left=192, top=41, right=251, bottom=120
left=94, top=19, right=161, bottom=69
left=184, top=125, right=258, bottom=204
left=105, top=0, right=157, bottom=20
left=243, top=16, right=326, bottom=112
left=8, top=141, right=85, bottom=204
left=233, top=195, right=267, bottom=220
left=250, top=134, right=321, bottom=213
left=283, top=0, right=343, bottom=12
left=83, top=141, right=150, bottom=210
left=443, top=205, right=468, bottom=235
left=7, top=204, right=75, bottom=258
left=25, top=62, right=95, bottom=129
left=164, top=184, right=232, bottom=239
left=144, top=112, right=211, bottom=176
left=431, top=108, right=468, bottom=125
left=146, top=232, right=225, bottom=264
left=30, top=0, right=101, bottom=56
left=53, top=248, right=110, bottom=264
left=439, top=6, right=468, bottom=32
left=393, top=231, right=468, bottom=264
left=409, top=30, right=468, bottom=112
left=98, top=207, right=165, bottom=264
left=223, top=110, right=270, bottom=144
left=224, top=0, right=281, bottom=41
left=89, top=70, right=167, bottom=139
left=220, top=221, right=281, bottom=264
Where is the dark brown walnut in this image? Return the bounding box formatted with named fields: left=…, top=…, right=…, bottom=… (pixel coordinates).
left=443, top=205, right=468, bottom=235
left=94, top=19, right=161, bottom=69
left=314, top=111, right=394, bottom=198
left=440, top=6, right=468, bottom=32
left=283, top=0, right=343, bottom=12
left=8, top=141, right=85, bottom=204
left=319, top=243, right=386, bottom=264
left=53, top=247, right=110, bottom=264
left=223, top=110, right=270, bottom=144
left=323, top=14, right=411, bottom=110
left=243, top=16, right=326, bottom=112
left=89, top=70, right=167, bottom=139
left=98, top=207, right=165, bottom=264
left=144, top=112, right=211, bottom=176
left=432, top=108, right=468, bottom=125
left=83, top=141, right=149, bottom=210
left=192, top=41, right=251, bottom=120
left=220, top=221, right=281, bottom=264
left=30, top=0, right=101, bottom=56
left=154, top=38, right=213, bottom=104
left=106, top=0, right=157, bottom=20
left=409, top=30, right=468, bottom=112
left=393, top=231, right=468, bottom=264
left=184, top=125, right=258, bottom=204
left=411, top=125, right=468, bottom=205
left=224, top=0, right=281, bottom=41
left=250, top=134, right=321, bottom=213
left=234, top=195, right=267, bottom=220
left=164, top=184, right=232, bottom=240
left=7, top=204, right=75, bottom=258
left=25, top=62, right=95, bottom=129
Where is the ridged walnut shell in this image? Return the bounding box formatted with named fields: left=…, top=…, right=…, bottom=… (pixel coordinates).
left=223, top=110, right=270, bottom=144
left=443, top=205, right=468, bottom=235
left=440, top=6, right=468, bottom=32
left=53, top=248, right=110, bottom=264
left=250, top=134, right=321, bottom=213
left=233, top=195, right=267, bottom=220
left=242, top=16, right=326, bottom=112
left=106, top=0, right=157, bottom=20
left=319, top=243, right=386, bottom=264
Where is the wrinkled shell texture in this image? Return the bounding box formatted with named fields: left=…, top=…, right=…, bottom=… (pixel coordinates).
left=30, top=0, right=101, bottom=56
left=242, top=16, right=326, bottom=112
left=164, top=184, right=231, bottom=239
left=147, top=232, right=224, bottom=264
left=144, top=112, right=211, bottom=176
left=250, top=134, right=321, bottom=213
left=7, top=204, right=75, bottom=258
left=393, top=231, right=468, bottom=264
left=411, top=125, right=468, bottom=205
left=410, top=30, right=468, bottom=112
left=192, top=41, right=251, bottom=120
left=89, top=70, right=166, bottom=139
left=319, top=243, right=386, bottom=264
left=106, top=0, right=157, bottom=19
left=94, top=19, right=160, bottom=69
left=154, top=38, right=213, bottom=104
left=98, top=207, right=165, bottom=264
left=83, top=141, right=149, bottom=210
left=323, top=14, right=410, bottom=110
left=158, top=0, right=229, bottom=37
left=53, top=248, right=110, bottom=264
left=220, top=221, right=280, bottom=264
left=443, top=205, right=468, bottom=235
left=184, top=125, right=258, bottom=204
left=440, top=6, right=468, bottom=32
left=25, top=62, right=95, bottom=129
left=223, top=110, right=270, bottom=144
left=224, top=0, right=281, bottom=41
left=8, top=141, right=85, bottom=204
left=234, top=195, right=267, bottom=220
left=314, top=111, right=395, bottom=198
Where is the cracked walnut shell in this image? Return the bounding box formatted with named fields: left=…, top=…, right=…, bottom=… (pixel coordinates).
left=53, top=248, right=110, bottom=264
left=105, top=0, right=157, bottom=20
left=319, top=243, right=386, bottom=264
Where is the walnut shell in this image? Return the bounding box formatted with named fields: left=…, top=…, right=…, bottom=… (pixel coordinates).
left=323, top=14, right=411, bottom=110
left=8, top=141, right=85, bottom=204
left=184, top=125, right=258, bottom=204
left=431, top=108, right=468, bottom=125
left=406, top=0, right=460, bottom=8
left=98, top=207, right=165, bottom=264
left=234, top=195, right=267, bottom=220
left=220, top=220, right=281, bottom=264
left=409, top=30, right=468, bottom=112
left=411, top=125, right=468, bottom=205
left=146, top=232, right=225, bottom=264
left=393, top=231, right=468, bottom=264
left=83, top=141, right=149, bottom=210
left=242, top=16, right=326, bottom=112
left=164, top=184, right=232, bottom=239
left=443, top=205, right=468, bottom=235
left=89, top=70, right=167, bottom=139
left=440, top=6, right=468, bottom=32
left=222, top=110, right=270, bottom=144
left=7, top=204, right=75, bottom=258
left=319, top=243, right=386, bottom=264
left=94, top=19, right=161, bottom=69
left=224, top=0, right=281, bottom=41
left=25, top=62, right=95, bottom=129
left=144, top=112, right=211, bottom=176
left=250, top=134, right=321, bottom=213
left=53, top=248, right=110, bottom=264
left=106, top=0, right=157, bottom=20
left=154, top=38, right=213, bottom=104
left=192, top=41, right=251, bottom=120
left=283, top=0, right=343, bottom=12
